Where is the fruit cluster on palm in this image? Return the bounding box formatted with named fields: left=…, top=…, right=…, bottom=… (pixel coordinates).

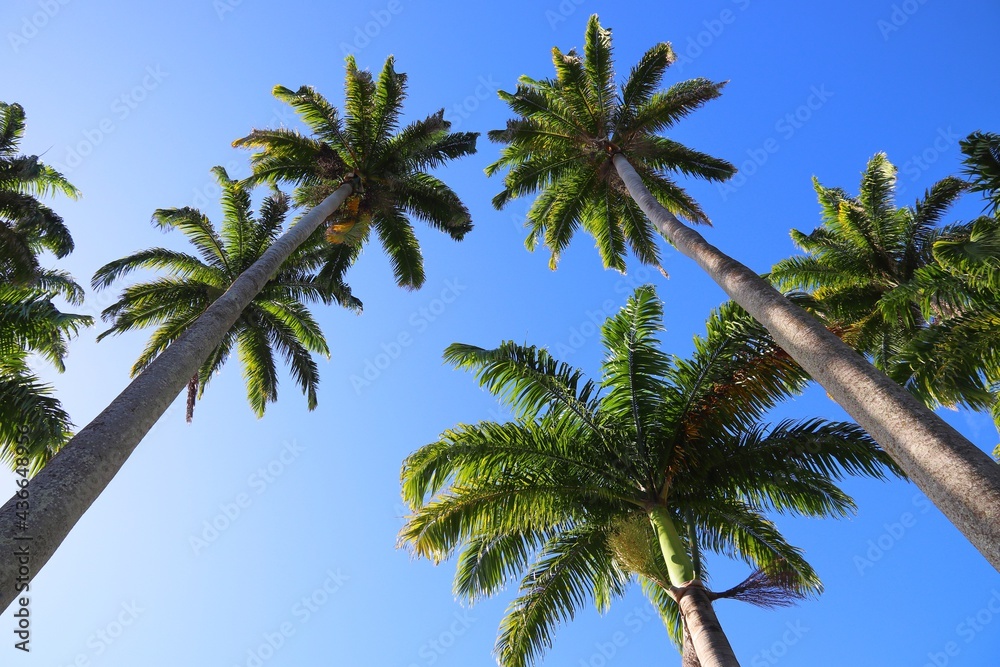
left=770, top=147, right=1000, bottom=453
left=93, top=167, right=359, bottom=421
left=400, top=286, right=900, bottom=667
left=0, top=101, right=90, bottom=471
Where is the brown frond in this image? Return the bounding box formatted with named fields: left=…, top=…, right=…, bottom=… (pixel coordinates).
left=710, top=566, right=809, bottom=609
left=185, top=375, right=197, bottom=423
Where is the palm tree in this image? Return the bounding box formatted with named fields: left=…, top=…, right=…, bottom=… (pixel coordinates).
left=0, top=282, right=91, bottom=472
left=0, top=100, right=90, bottom=473
left=233, top=55, right=478, bottom=290
left=400, top=286, right=899, bottom=667
left=768, top=155, right=977, bottom=385
left=0, top=101, right=79, bottom=283
left=771, top=152, right=1000, bottom=458
left=0, top=56, right=477, bottom=612
left=92, top=167, right=358, bottom=422
left=485, top=14, right=1000, bottom=570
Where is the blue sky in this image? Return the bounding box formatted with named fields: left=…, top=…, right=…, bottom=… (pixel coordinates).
left=2, top=0, right=1000, bottom=665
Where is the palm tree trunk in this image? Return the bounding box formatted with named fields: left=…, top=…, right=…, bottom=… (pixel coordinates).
left=675, top=582, right=736, bottom=667
left=649, top=506, right=741, bottom=667
left=615, top=153, right=1000, bottom=571
left=0, top=181, right=355, bottom=612
left=682, top=627, right=702, bottom=667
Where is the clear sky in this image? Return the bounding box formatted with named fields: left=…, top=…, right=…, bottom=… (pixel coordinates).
left=2, top=0, right=1000, bottom=665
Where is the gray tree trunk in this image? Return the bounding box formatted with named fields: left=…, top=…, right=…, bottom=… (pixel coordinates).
left=0, top=183, right=354, bottom=611
left=673, top=582, right=740, bottom=667
left=682, top=618, right=704, bottom=666
left=613, top=153, right=1000, bottom=571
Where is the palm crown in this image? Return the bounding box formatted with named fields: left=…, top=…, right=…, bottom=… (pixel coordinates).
left=768, top=153, right=999, bottom=415
left=0, top=101, right=80, bottom=283
left=92, top=167, right=356, bottom=421
left=486, top=14, right=735, bottom=273
left=400, top=286, right=899, bottom=667
left=234, top=55, right=478, bottom=290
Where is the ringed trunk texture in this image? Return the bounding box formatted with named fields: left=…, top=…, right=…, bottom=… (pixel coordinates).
left=615, top=153, right=1000, bottom=571
left=674, top=582, right=740, bottom=667
left=682, top=626, right=702, bottom=667
left=0, top=183, right=354, bottom=612
left=649, top=507, right=741, bottom=667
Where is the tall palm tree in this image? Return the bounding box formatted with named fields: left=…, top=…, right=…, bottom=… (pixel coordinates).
left=92, top=167, right=358, bottom=422
left=485, top=14, right=1000, bottom=569
left=400, top=286, right=899, bottom=667
left=0, top=282, right=91, bottom=472
left=0, top=56, right=478, bottom=611
left=0, top=101, right=79, bottom=283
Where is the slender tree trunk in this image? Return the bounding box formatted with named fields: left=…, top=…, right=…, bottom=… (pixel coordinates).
left=674, top=582, right=736, bottom=667
left=0, top=182, right=355, bottom=612
left=649, top=506, right=741, bottom=667
left=616, top=154, right=1000, bottom=571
